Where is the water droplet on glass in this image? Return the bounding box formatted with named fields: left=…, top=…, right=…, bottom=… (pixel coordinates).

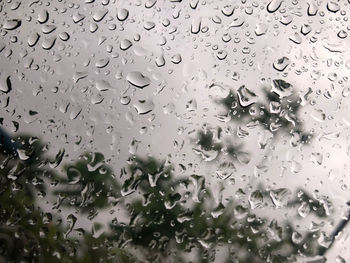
left=73, top=71, right=88, bottom=83
left=42, top=36, right=57, bottom=50
left=249, top=190, right=264, bottom=209
left=155, top=54, right=165, bottom=67
left=193, top=147, right=218, bottom=162
left=255, top=23, right=268, bottom=36
left=327, top=1, right=340, bottom=13
left=144, top=21, right=155, bottom=30
left=337, top=30, right=348, bottom=39
left=42, top=24, right=57, bottom=34
left=93, top=9, right=108, bottom=22
left=267, top=0, right=282, bottom=13
left=3, top=19, right=21, bottom=30
left=91, top=94, right=104, bottom=104
left=0, top=76, right=12, bottom=93
left=120, top=95, right=131, bottom=105
left=126, top=72, right=151, bottom=88
left=307, top=2, right=318, bottom=16
left=301, top=24, right=312, bottom=35
left=271, top=79, right=293, bottom=98
left=292, top=231, right=303, bottom=244
left=171, top=54, right=182, bottom=64
left=72, top=13, right=85, bottom=23
left=95, top=80, right=111, bottom=91
left=120, top=39, right=132, bottom=50
left=273, top=57, right=290, bottom=71
left=117, top=8, right=129, bottom=21
left=28, top=32, right=40, bottom=47
left=59, top=32, right=70, bottom=41
left=145, top=0, right=157, bottom=8
left=311, top=109, right=325, bottom=122
left=222, top=5, right=235, bottom=17
left=227, top=17, right=245, bottom=28
left=191, top=18, right=201, bottom=34
left=37, top=9, right=49, bottom=24
left=289, top=32, right=302, bottom=44
left=95, top=58, right=110, bottom=68
left=237, top=85, right=258, bottom=107
left=270, top=188, right=291, bottom=208
left=133, top=99, right=154, bottom=114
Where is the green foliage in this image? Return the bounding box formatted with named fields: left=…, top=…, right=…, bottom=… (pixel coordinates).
left=216, top=83, right=311, bottom=143
left=0, top=113, right=331, bottom=263
left=53, top=152, right=120, bottom=214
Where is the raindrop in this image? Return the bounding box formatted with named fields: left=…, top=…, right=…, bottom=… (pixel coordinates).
left=337, top=30, right=348, bottom=39
left=59, top=32, right=70, bottom=41
left=271, top=79, right=293, bottom=98
left=237, top=86, right=258, bottom=107
left=65, top=214, right=77, bottom=238
left=280, top=15, right=293, bottom=25
left=326, top=1, right=340, bottom=13
left=120, top=96, right=131, bottom=105
left=270, top=188, right=291, bottom=208
left=0, top=76, right=12, bottom=93
left=307, top=2, right=318, bottom=16
left=95, top=80, right=111, bottom=91
left=186, top=99, right=197, bottom=112
left=193, top=148, right=218, bottom=162
left=95, top=58, right=110, bottom=68
left=155, top=55, right=165, bottom=67
left=126, top=72, right=151, bottom=89
left=144, top=21, right=156, bottom=30
left=217, top=50, right=227, bottom=60
left=120, top=39, right=132, bottom=50
left=145, top=0, right=157, bottom=8
left=301, top=24, right=312, bottom=35
left=289, top=32, right=302, bottom=44
left=292, top=231, right=303, bottom=244
left=73, top=72, right=88, bottom=83
left=171, top=54, right=182, bottom=64
left=91, top=94, right=104, bottom=104
left=191, top=18, right=201, bottom=34
left=49, top=149, right=65, bottom=168
left=190, top=0, right=199, bottom=9
left=255, top=23, right=268, bottom=36
left=28, top=33, right=40, bottom=47
left=72, top=13, right=85, bottom=23
left=37, top=9, right=49, bottom=24
left=335, top=256, right=346, bottom=263
left=17, top=149, right=33, bottom=160
left=311, top=109, right=326, bottom=122
left=273, top=57, right=290, bottom=72
left=42, top=25, right=57, bottom=34
left=42, top=36, right=57, bottom=50
left=222, top=5, right=235, bottom=17
left=267, top=0, right=282, bottom=13
left=133, top=99, right=154, bottom=114
left=249, top=190, right=264, bottom=209
left=93, top=9, right=108, bottom=22
left=117, top=8, right=129, bottom=21
left=227, top=17, right=245, bottom=28
left=3, top=19, right=22, bottom=30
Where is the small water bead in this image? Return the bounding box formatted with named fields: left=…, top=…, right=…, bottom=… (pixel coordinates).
left=337, top=30, right=348, bottom=39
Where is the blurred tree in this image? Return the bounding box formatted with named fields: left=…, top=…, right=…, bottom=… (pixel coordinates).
left=216, top=80, right=311, bottom=142
left=110, top=156, right=333, bottom=263
left=0, top=77, right=338, bottom=263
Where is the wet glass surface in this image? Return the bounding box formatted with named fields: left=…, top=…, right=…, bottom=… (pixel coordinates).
left=0, top=0, right=350, bottom=262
